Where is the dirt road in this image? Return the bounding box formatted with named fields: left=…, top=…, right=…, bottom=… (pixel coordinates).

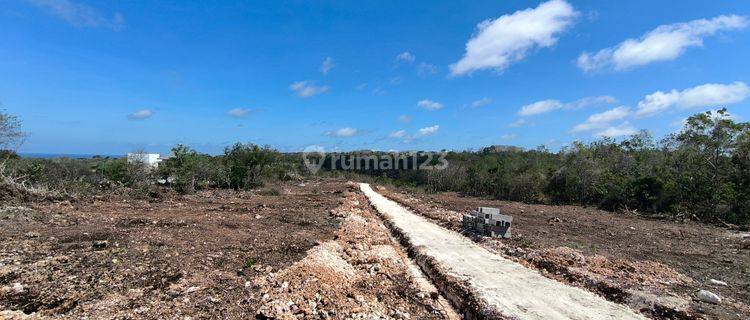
left=361, top=183, right=644, bottom=320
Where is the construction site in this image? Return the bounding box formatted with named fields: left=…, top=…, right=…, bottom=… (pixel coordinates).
left=1, top=179, right=748, bottom=319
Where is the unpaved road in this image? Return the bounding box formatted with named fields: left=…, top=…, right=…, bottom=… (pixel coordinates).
left=361, top=183, right=644, bottom=320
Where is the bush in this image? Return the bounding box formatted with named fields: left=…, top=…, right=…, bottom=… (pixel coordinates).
left=223, top=143, right=277, bottom=190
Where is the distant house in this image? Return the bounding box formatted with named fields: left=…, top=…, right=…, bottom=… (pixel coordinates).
left=462, top=207, right=513, bottom=238
left=127, top=152, right=162, bottom=168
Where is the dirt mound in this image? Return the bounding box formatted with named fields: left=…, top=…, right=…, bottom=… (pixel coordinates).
left=254, top=186, right=457, bottom=319
left=520, top=246, right=692, bottom=289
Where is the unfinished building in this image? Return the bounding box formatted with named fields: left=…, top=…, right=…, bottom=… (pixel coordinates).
left=462, top=207, right=512, bottom=238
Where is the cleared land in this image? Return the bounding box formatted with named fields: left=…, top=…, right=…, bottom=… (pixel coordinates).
left=2, top=178, right=748, bottom=319
left=0, top=181, right=345, bottom=318
left=376, top=185, right=750, bottom=320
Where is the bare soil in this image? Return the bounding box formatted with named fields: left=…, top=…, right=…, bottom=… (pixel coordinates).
left=253, top=182, right=458, bottom=319
left=0, top=181, right=345, bottom=318
left=376, top=186, right=750, bottom=320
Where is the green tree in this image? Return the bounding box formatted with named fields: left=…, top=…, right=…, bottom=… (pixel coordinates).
left=223, top=143, right=277, bottom=190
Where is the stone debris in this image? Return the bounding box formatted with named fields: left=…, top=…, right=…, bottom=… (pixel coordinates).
left=708, top=279, right=728, bottom=286
left=696, top=289, right=721, bottom=304
left=254, top=186, right=459, bottom=319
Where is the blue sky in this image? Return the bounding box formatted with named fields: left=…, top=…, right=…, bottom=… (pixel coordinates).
left=1, top=0, right=749, bottom=155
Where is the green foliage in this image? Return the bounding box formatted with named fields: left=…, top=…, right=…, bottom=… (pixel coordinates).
left=158, top=145, right=217, bottom=193
left=96, top=158, right=129, bottom=183
left=223, top=143, right=277, bottom=190
left=352, top=109, right=750, bottom=225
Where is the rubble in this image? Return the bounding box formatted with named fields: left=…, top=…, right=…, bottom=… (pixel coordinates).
left=696, top=290, right=721, bottom=304
left=254, top=185, right=458, bottom=319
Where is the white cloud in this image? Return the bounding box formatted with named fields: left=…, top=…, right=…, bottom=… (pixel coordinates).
left=325, top=127, right=359, bottom=137
left=572, top=106, right=630, bottom=132
left=594, top=123, right=638, bottom=138
left=398, top=115, right=412, bottom=123
left=517, top=95, right=614, bottom=116
left=565, top=96, right=617, bottom=110
left=586, top=105, right=630, bottom=123
left=417, top=63, right=438, bottom=76
left=320, top=57, right=335, bottom=75
left=636, top=81, right=750, bottom=117
left=450, top=0, right=578, bottom=75
left=388, top=130, right=407, bottom=138
left=226, top=108, right=252, bottom=118
left=25, top=0, right=125, bottom=30
left=127, top=109, right=153, bottom=120
left=508, top=118, right=527, bottom=128
left=418, top=125, right=440, bottom=136
left=518, top=99, right=562, bottom=116
left=417, top=99, right=444, bottom=111
left=470, top=97, right=492, bottom=108
left=578, top=15, right=748, bottom=72
left=290, top=81, right=329, bottom=97
left=396, top=52, right=416, bottom=63
left=501, top=133, right=517, bottom=140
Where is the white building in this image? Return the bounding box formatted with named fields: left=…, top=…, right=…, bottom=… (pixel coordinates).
left=127, top=152, right=162, bottom=168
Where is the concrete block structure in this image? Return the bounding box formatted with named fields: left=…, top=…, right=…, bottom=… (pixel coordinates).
left=462, top=207, right=512, bottom=238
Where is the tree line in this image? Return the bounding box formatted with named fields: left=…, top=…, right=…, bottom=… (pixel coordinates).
left=345, top=109, right=750, bottom=225
left=2, top=108, right=749, bottom=225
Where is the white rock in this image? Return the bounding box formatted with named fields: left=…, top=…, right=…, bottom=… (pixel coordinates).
left=708, top=279, right=728, bottom=286
left=11, top=283, right=24, bottom=293
left=696, top=290, right=721, bottom=304
left=186, top=286, right=200, bottom=293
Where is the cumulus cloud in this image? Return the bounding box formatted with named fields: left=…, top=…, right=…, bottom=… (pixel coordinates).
left=396, top=52, right=416, bottom=63
left=325, top=127, right=359, bottom=137
left=226, top=108, right=253, bottom=118
left=290, top=81, right=329, bottom=97
left=572, top=106, right=630, bottom=132
left=25, top=0, right=125, bottom=30
left=388, top=130, right=407, bottom=138
left=595, top=123, right=638, bottom=138
left=127, top=109, right=153, bottom=120
left=398, top=115, right=412, bottom=123
left=320, top=57, right=335, bottom=75
left=469, top=97, right=492, bottom=108
left=450, top=0, right=578, bottom=76
left=517, top=95, right=615, bottom=116
left=636, top=81, right=749, bottom=117
left=417, top=99, right=444, bottom=111
left=418, top=125, right=440, bottom=136
left=578, top=15, right=748, bottom=72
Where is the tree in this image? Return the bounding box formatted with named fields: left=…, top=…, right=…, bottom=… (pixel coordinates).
left=0, top=111, right=25, bottom=152
left=223, top=143, right=277, bottom=190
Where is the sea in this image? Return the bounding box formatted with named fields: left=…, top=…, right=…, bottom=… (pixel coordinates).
left=18, top=153, right=123, bottom=159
